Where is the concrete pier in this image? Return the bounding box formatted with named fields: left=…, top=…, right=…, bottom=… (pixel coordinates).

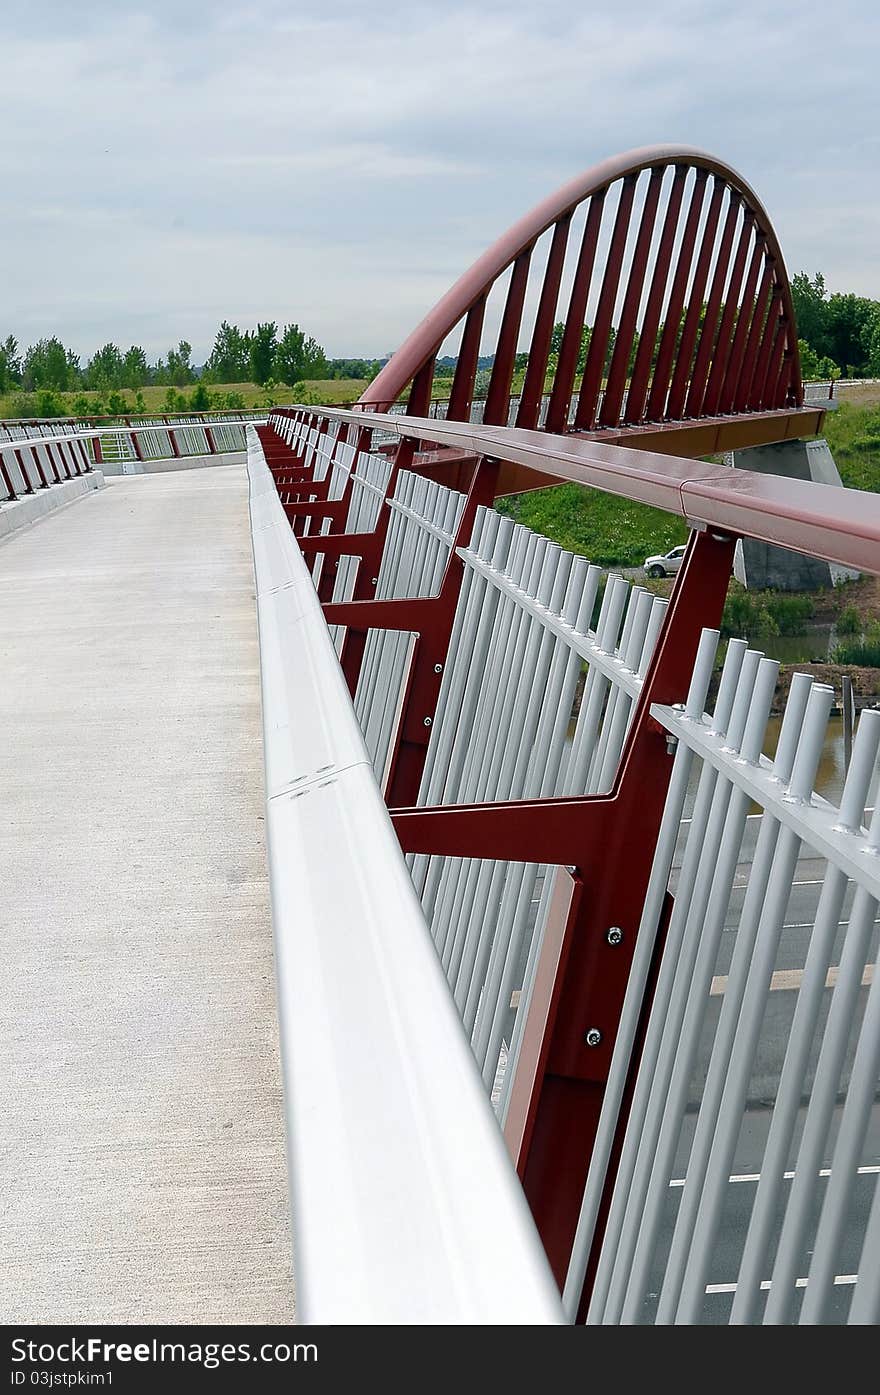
left=732, top=438, right=861, bottom=590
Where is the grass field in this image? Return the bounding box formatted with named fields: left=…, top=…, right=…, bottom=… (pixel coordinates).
left=0, top=379, right=370, bottom=418
left=821, top=397, right=880, bottom=493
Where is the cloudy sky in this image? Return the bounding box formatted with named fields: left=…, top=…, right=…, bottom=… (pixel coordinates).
left=1, top=0, right=878, bottom=362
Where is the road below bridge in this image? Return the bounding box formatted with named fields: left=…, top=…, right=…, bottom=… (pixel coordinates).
left=0, top=467, right=294, bottom=1323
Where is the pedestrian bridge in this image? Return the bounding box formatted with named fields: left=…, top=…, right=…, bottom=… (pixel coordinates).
left=3, top=145, right=880, bottom=1326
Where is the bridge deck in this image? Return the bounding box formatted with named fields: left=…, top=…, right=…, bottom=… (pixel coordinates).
left=0, top=467, right=294, bottom=1323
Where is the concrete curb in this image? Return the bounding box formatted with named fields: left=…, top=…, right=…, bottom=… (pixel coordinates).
left=98, top=451, right=245, bottom=475
left=0, top=472, right=105, bottom=545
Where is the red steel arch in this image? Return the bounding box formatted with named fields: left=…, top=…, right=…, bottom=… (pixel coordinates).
left=358, top=145, right=803, bottom=445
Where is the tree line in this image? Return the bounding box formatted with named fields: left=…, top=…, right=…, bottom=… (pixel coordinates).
left=790, top=273, right=880, bottom=380
left=0, top=321, right=386, bottom=396
left=436, top=274, right=880, bottom=396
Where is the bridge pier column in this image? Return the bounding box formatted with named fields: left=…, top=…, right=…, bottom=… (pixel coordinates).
left=731, top=439, right=860, bottom=589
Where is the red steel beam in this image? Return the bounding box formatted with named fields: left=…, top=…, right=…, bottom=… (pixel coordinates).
left=516, top=215, right=571, bottom=431
left=599, top=169, right=664, bottom=428
left=575, top=175, right=638, bottom=431
left=645, top=171, right=708, bottom=420
left=666, top=179, right=725, bottom=420
left=392, top=527, right=737, bottom=1290
left=749, top=291, right=784, bottom=409
left=733, top=265, right=775, bottom=411
left=323, top=454, right=501, bottom=806
left=484, top=251, right=532, bottom=426
left=448, top=298, right=486, bottom=422
left=705, top=219, right=760, bottom=417
left=683, top=194, right=742, bottom=418
left=545, top=193, right=606, bottom=434
left=625, top=166, right=688, bottom=424
left=718, top=243, right=764, bottom=415
left=1, top=453, right=19, bottom=498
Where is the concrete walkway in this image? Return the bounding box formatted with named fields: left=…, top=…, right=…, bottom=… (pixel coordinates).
left=0, top=467, right=294, bottom=1324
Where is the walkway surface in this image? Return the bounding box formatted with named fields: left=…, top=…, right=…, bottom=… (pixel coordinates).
left=0, top=467, right=294, bottom=1324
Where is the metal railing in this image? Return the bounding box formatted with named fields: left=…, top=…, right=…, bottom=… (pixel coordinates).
left=0, top=413, right=260, bottom=481
left=246, top=428, right=563, bottom=1324
left=257, top=402, right=880, bottom=1323
left=0, top=428, right=95, bottom=501
left=572, top=643, right=880, bottom=1324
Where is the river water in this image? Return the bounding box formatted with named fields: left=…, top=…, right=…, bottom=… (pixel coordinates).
left=762, top=713, right=879, bottom=809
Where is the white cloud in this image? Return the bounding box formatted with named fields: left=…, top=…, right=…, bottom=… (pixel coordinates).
left=0, top=0, right=877, bottom=359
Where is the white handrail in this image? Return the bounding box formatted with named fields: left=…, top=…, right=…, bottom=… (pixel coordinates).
left=0, top=421, right=268, bottom=456
left=246, top=427, right=563, bottom=1324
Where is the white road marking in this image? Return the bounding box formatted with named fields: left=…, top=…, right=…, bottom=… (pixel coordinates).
left=705, top=1275, right=857, bottom=1295
left=669, top=1164, right=880, bottom=1188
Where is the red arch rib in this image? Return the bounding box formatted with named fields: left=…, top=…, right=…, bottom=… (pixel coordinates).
left=357, top=144, right=801, bottom=424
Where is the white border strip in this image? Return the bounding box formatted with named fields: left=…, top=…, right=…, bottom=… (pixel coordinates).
left=246, top=427, right=563, bottom=1325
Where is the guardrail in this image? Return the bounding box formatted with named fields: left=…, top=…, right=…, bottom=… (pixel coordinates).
left=0, top=428, right=96, bottom=502
left=574, top=649, right=880, bottom=1325
left=257, top=402, right=880, bottom=1324
left=1, top=419, right=269, bottom=513
left=246, top=428, right=563, bottom=1324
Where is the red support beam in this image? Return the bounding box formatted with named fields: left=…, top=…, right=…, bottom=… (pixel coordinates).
left=705, top=221, right=761, bottom=418
left=665, top=179, right=725, bottom=420
left=1, top=454, right=18, bottom=500
left=645, top=171, right=708, bottom=421
left=447, top=297, right=486, bottom=423
left=732, top=264, right=774, bottom=411
left=545, top=192, right=606, bottom=434
left=483, top=250, right=532, bottom=427
left=324, top=455, right=501, bottom=806
left=748, top=291, right=784, bottom=410
left=599, top=168, right=664, bottom=428
left=625, top=165, right=687, bottom=424
left=16, top=449, right=38, bottom=493
left=683, top=194, right=742, bottom=418
left=325, top=437, right=417, bottom=687
left=517, top=216, right=571, bottom=431
left=391, top=525, right=736, bottom=1296
left=163, top=416, right=182, bottom=458
left=575, top=175, right=637, bottom=431
left=126, top=420, right=145, bottom=463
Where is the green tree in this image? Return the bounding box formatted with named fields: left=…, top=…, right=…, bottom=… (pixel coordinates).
left=864, top=306, right=880, bottom=377
left=189, top=382, right=211, bottom=411
left=0, top=334, right=21, bottom=391
left=205, top=321, right=251, bottom=382
left=274, top=323, right=306, bottom=383
left=301, top=335, right=328, bottom=379
left=260, top=377, right=281, bottom=408
left=121, top=345, right=149, bottom=389
left=791, top=271, right=829, bottom=354
left=87, top=342, right=124, bottom=390
left=165, top=340, right=195, bottom=387
left=250, top=321, right=278, bottom=384
left=824, top=293, right=876, bottom=377
left=66, top=349, right=82, bottom=387
left=22, top=337, right=73, bottom=391
left=798, top=339, right=840, bottom=381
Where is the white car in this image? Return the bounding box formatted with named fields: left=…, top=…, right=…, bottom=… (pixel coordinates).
left=643, top=545, right=686, bottom=579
